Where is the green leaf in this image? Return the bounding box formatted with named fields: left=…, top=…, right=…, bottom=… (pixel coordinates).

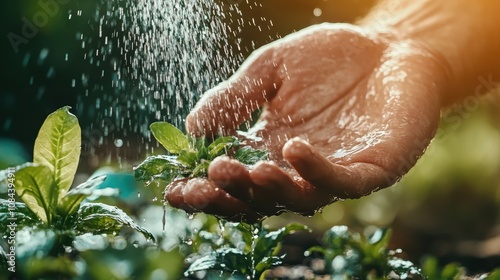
left=421, top=257, right=463, bottom=280
left=76, top=203, right=155, bottom=242
left=133, top=155, right=183, bottom=182
left=486, top=269, right=500, bottom=280
left=234, top=146, right=269, bottom=165
left=193, top=136, right=207, bottom=156
left=150, top=122, right=189, bottom=154
left=254, top=223, right=309, bottom=265
left=15, top=164, right=57, bottom=223
left=254, top=255, right=284, bottom=276
left=0, top=199, right=40, bottom=232
left=177, top=150, right=199, bottom=168
left=305, top=246, right=327, bottom=256
left=58, top=175, right=108, bottom=217
left=207, top=136, right=239, bottom=159
left=22, top=256, right=78, bottom=279
left=185, top=248, right=249, bottom=276
left=33, top=106, right=81, bottom=198
left=191, top=161, right=210, bottom=177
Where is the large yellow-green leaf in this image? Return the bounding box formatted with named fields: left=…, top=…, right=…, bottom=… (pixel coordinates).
left=15, top=164, right=57, bottom=223
left=34, top=106, right=81, bottom=197
left=150, top=122, right=189, bottom=154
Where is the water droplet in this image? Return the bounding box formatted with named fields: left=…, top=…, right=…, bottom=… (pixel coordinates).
left=162, top=202, right=167, bottom=231
left=22, top=53, right=31, bottom=67
left=313, top=8, right=322, bottom=17
left=114, top=138, right=124, bottom=147
left=37, top=48, right=49, bottom=65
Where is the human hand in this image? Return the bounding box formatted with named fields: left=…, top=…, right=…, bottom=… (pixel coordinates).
left=166, top=23, right=448, bottom=222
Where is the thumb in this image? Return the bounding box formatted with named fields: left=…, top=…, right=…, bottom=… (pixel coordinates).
left=186, top=46, right=282, bottom=137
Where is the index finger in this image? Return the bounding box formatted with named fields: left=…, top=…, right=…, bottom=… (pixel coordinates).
left=186, top=46, right=282, bottom=138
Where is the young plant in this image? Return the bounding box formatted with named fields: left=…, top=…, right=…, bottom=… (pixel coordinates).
left=307, top=225, right=422, bottom=279
left=134, top=122, right=268, bottom=184
left=0, top=107, right=152, bottom=239
left=420, top=256, right=464, bottom=280
left=185, top=221, right=310, bottom=279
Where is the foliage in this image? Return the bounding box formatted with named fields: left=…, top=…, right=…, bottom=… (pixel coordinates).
left=185, top=221, right=310, bottom=279
left=0, top=107, right=154, bottom=278
left=307, top=225, right=422, bottom=279
left=134, top=121, right=269, bottom=184
left=420, top=256, right=464, bottom=280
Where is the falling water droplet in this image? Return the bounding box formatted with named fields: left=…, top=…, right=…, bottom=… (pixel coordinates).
left=162, top=202, right=167, bottom=231
left=114, top=138, right=124, bottom=147
left=313, top=7, right=322, bottom=17
left=37, top=48, right=49, bottom=65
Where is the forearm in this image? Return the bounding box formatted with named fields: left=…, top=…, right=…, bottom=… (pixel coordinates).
left=358, top=0, right=500, bottom=106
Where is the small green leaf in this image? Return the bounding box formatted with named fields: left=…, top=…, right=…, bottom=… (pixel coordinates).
left=76, top=202, right=155, bottom=241
left=150, top=122, right=189, bottom=154
left=58, top=175, right=108, bottom=217
left=486, top=269, right=500, bottom=279
left=191, top=161, right=210, bottom=177
left=254, top=255, right=284, bottom=276
left=185, top=248, right=249, bottom=276
left=15, top=164, right=57, bottom=223
left=207, top=136, right=239, bottom=159
left=193, top=136, right=207, bottom=155
left=234, top=146, right=269, bottom=165
left=177, top=150, right=199, bottom=168
left=22, top=256, right=78, bottom=279
left=305, top=246, right=327, bottom=256
left=33, top=106, right=81, bottom=198
left=134, top=155, right=183, bottom=182
left=254, top=223, right=309, bottom=265
left=0, top=199, right=40, bottom=232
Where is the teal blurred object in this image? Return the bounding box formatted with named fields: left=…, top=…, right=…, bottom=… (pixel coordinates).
left=89, top=167, right=141, bottom=203
left=0, top=138, right=30, bottom=169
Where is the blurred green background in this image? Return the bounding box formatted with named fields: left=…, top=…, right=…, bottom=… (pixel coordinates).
left=1, top=0, right=499, bottom=276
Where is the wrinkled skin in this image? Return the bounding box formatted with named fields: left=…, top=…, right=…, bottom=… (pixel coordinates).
left=166, top=23, right=448, bottom=222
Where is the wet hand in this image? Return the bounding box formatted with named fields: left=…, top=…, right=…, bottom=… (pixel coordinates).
left=166, top=23, right=448, bottom=222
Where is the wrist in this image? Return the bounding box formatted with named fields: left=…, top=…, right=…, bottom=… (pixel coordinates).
left=358, top=0, right=500, bottom=106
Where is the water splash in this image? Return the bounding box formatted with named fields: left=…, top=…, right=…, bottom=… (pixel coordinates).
left=74, top=0, right=251, bottom=168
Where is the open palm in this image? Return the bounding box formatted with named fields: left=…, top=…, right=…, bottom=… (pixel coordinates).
left=166, top=23, right=447, bottom=221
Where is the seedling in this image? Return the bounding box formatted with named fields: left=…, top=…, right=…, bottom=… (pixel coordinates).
left=185, top=221, right=310, bottom=279
left=0, top=107, right=154, bottom=278
left=307, top=225, right=422, bottom=279
left=0, top=107, right=152, bottom=239
left=134, top=121, right=268, bottom=184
